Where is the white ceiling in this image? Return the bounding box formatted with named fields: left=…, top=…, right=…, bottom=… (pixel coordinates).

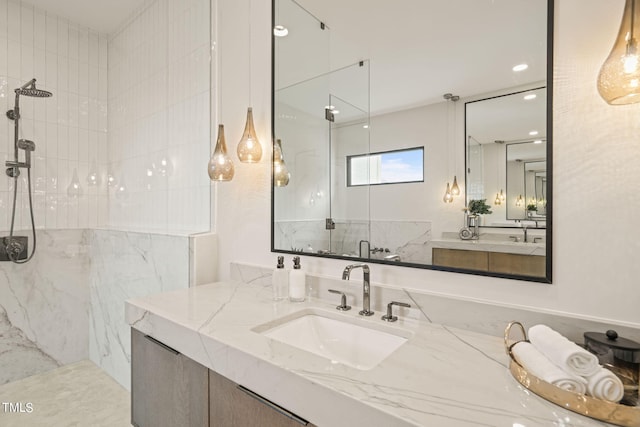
left=288, top=0, right=548, bottom=115
left=21, top=0, right=145, bottom=33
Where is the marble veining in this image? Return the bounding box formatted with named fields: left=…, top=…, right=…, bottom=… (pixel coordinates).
left=0, top=229, right=90, bottom=384
left=274, top=220, right=432, bottom=262
left=126, top=277, right=625, bottom=427
left=88, top=229, right=190, bottom=390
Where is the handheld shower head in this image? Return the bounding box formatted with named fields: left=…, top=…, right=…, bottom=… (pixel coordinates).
left=17, top=139, right=35, bottom=168
left=18, top=139, right=35, bottom=151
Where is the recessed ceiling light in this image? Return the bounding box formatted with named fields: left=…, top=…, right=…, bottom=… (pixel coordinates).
left=529, top=130, right=539, bottom=136
left=512, top=63, right=528, bottom=72
left=273, top=25, right=288, bottom=37
left=523, top=93, right=537, bottom=100
left=324, top=105, right=335, bottom=110
left=363, top=125, right=369, bottom=129
left=332, top=110, right=340, bottom=114
left=533, top=140, right=543, bottom=144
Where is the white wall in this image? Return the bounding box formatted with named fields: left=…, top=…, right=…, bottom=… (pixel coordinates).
left=215, top=0, right=640, bottom=327
left=108, top=0, right=211, bottom=234
left=0, top=0, right=109, bottom=232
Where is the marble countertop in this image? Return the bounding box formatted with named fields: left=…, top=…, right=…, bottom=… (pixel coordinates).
left=126, top=281, right=611, bottom=427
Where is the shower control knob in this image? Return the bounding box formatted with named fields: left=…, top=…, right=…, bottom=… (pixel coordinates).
left=5, top=167, right=20, bottom=178
left=6, top=239, right=24, bottom=257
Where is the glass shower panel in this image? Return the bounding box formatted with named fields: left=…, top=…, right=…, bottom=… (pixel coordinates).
left=327, top=62, right=370, bottom=256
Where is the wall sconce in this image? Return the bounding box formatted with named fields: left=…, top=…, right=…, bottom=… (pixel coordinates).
left=208, top=124, right=234, bottom=182
left=598, top=0, right=640, bottom=104
left=273, top=139, right=290, bottom=187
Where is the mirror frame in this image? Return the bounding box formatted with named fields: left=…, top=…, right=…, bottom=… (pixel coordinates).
left=271, top=0, right=554, bottom=284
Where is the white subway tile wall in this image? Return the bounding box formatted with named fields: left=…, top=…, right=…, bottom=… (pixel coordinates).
left=107, top=0, right=211, bottom=234
left=0, top=0, right=109, bottom=232
left=0, top=0, right=210, bottom=235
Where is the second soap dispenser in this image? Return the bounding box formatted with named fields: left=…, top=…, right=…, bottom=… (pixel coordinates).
left=289, top=256, right=306, bottom=302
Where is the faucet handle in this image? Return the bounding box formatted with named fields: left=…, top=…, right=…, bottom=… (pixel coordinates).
left=508, top=235, right=520, bottom=242
left=328, top=289, right=351, bottom=311
left=381, top=301, right=411, bottom=322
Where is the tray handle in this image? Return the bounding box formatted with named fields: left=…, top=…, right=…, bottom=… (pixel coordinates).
left=504, top=321, right=527, bottom=356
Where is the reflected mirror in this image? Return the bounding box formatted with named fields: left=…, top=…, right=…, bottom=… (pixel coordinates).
left=272, top=0, right=552, bottom=282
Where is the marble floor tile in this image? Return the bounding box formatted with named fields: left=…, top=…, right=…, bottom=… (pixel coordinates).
left=0, top=360, right=131, bottom=427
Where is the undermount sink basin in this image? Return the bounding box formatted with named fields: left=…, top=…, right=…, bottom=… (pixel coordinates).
left=253, top=309, right=411, bottom=370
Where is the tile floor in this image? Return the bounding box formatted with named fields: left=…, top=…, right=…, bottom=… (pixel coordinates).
left=0, top=360, right=131, bottom=427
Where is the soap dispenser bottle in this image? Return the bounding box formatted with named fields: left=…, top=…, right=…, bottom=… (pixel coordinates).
left=272, top=256, right=288, bottom=301
left=289, top=256, right=306, bottom=302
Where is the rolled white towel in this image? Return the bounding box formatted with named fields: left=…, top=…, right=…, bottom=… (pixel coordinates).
left=528, top=324, right=599, bottom=377
left=585, top=367, right=624, bottom=403
left=512, top=341, right=587, bottom=394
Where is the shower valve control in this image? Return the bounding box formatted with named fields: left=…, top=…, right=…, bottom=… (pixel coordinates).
left=1, top=236, right=28, bottom=262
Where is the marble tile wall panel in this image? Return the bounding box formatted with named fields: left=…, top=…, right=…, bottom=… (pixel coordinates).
left=274, top=220, right=328, bottom=253
left=0, top=229, right=90, bottom=384
left=230, top=262, right=640, bottom=343
left=275, top=220, right=431, bottom=261
left=369, top=220, right=431, bottom=263
left=88, top=229, right=189, bottom=390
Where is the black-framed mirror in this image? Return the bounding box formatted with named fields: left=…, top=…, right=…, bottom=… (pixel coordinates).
left=271, top=0, right=553, bottom=283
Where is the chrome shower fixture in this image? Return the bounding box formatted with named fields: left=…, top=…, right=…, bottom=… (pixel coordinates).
left=15, top=78, right=53, bottom=98
left=3, top=78, right=53, bottom=264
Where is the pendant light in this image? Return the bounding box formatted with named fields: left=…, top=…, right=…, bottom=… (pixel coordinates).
left=273, top=139, right=290, bottom=187
left=208, top=124, right=235, bottom=181
left=494, top=192, right=501, bottom=205
left=515, top=194, right=523, bottom=207
left=443, top=93, right=461, bottom=199
left=237, top=0, right=262, bottom=162
left=237, top=107, right=262, bottom=162
left=442, top=93, right=460, bottom=202
left=499, top=189, right=505, bottom=202
left=443, top=182, right=453, bottom=203
left=598, top=0, right=640, bottom=104
left=451, top=175, right=460, bottom=197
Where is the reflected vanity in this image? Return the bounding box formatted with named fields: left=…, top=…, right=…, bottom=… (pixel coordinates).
left=272, top=0, right=553, bottom=282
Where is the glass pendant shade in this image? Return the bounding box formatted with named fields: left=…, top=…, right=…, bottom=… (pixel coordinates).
left=67, top=168, right=83, bottom=198
left=208, top=124, right=234, bottom=181
left=598, top=0, right=640, bottom=104
left=499, top=189, right=505, bottom=202
left=87, top=160, right=100, bottom=186
left=442, top=182, right=453, bottom=203
left=237, top=107, right=262, bottom=163
left=273, top=139, right=290, bottom=187
left=451, top=175, right=460, bottom=196
left=494, top=193, right=501, bottom=205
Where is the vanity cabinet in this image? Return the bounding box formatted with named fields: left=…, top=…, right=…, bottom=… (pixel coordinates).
left=131, top=329, right=209, bottom=427
left=131, top=328, right=315, bottom=427
left=209, top=369, right=315, bottom=427
left=433, top=248, right=545, bottom=277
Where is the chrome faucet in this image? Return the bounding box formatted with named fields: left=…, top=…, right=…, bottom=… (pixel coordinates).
left=342, top=264, right=374, bottom=316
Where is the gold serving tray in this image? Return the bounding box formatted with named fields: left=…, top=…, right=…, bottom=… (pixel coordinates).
left=504, top=321, right=640, bottom=427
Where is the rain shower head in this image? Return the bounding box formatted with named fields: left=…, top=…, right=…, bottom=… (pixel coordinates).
left=16, top=88, right=52, bottom=97
left=15, top=79, right=52, bottom=98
